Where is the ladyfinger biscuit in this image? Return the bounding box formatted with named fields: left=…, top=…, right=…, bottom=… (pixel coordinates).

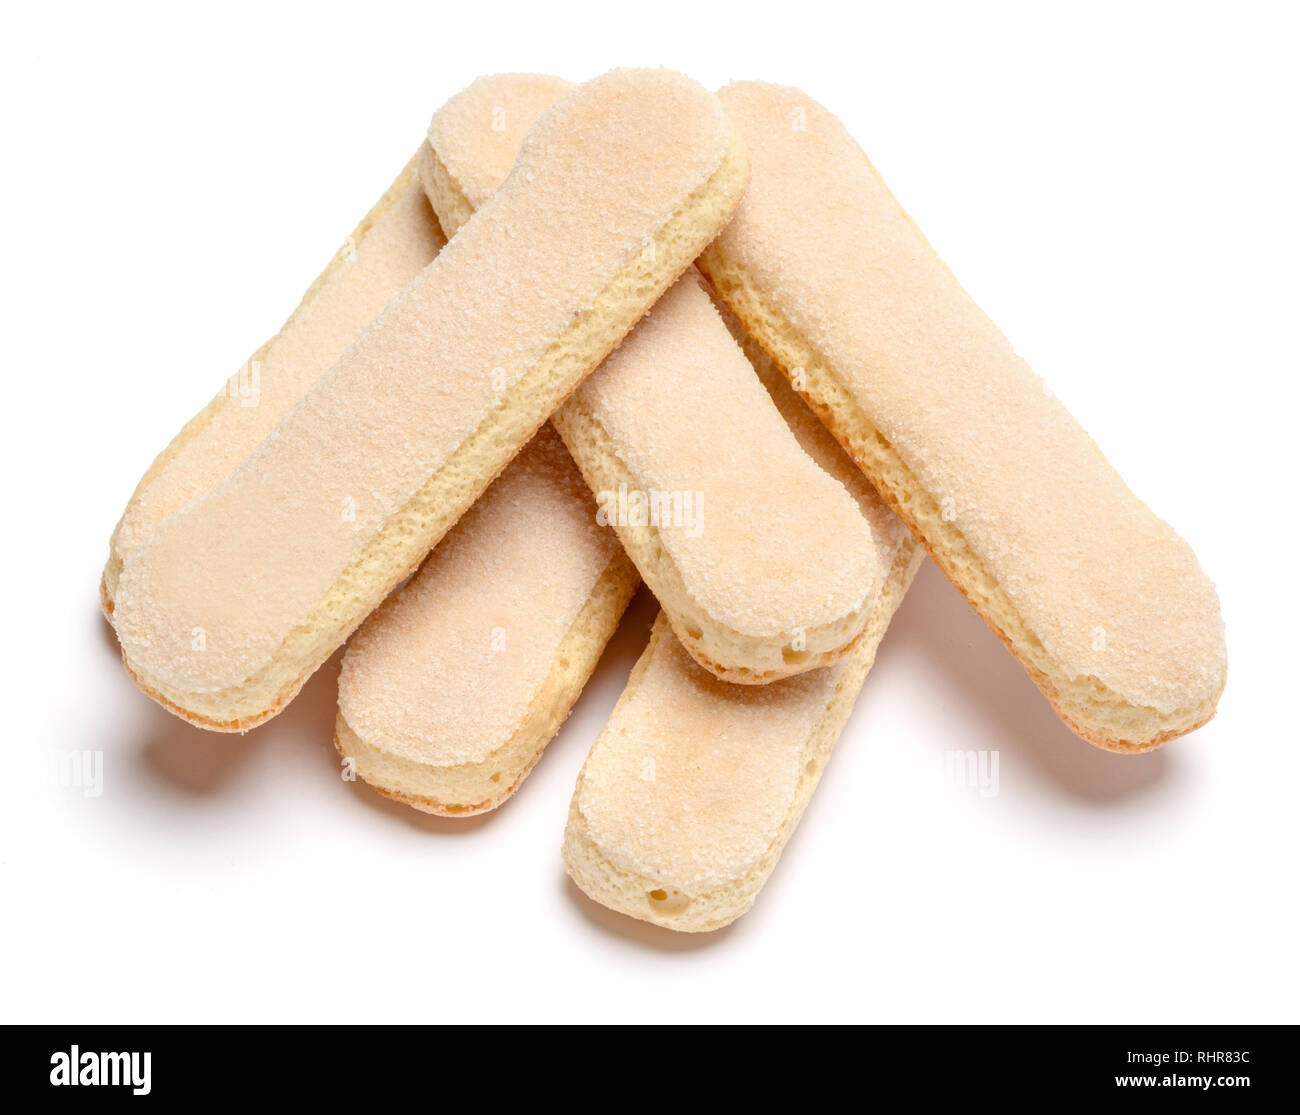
left=564, top=344, right=922, bottom=932
left=102, top=156, right=445, bottom=611
left=423, top=74, right=881, bottom=683
left=112, top=69, right=747, bottom=731
left=335, top=427, right=638, bottom=815
left=699, top=83, right=1225, bottom=752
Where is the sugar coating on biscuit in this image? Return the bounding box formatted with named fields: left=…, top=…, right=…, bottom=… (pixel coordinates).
left=428, top=74, right=880, bottom=642
left=570, top=311, right=918, bottom=914
left=576, top=272, right=879, bottom=636
left=338, top=428, right=618, bottom=766
left=577, top=619, right=847, bottom=893
left=712, top=82, right=1225, bottom=716
left=720, top=300, right=913, bottom=561
left=428, top=74, right=573, bottom=213
left=113, top=170, right=445, bottom=564
left=114, top=69, right=732, bottom=695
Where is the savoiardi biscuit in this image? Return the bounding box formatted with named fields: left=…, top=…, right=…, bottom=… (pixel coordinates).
left=102, top=155, right=445, bottom=612
left=423, top=74, right=881, bottom=683
left=699, top=82, right=1225, bottom=751
left=335, top=427, right=638, bottom=815
left=111, top=69, right=747, bottom=730
left=564, top=334, right=922, bottom=931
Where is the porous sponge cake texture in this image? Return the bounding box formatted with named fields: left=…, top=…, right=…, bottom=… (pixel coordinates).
left=425, top=73, right=880, bottom=683
left=112, top=69, right=746, bottom=729
left=335, top=427, right=638, bottom=814
left=557, top=272, right=878, bottom=646
left=700, top=82, right=1226, bottom=750
left=563, top=312, right=923, bottom=932
left=427, top=73, right=575, bottom=218
left=565, top=540, right=921, bottom=932
left=335, top=551, right=638, bottom=816
left=103, top=156, right=445, bottom=607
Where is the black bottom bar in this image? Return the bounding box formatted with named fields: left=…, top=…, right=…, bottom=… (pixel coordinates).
left=4, top=1024, right=1291, bottom=1102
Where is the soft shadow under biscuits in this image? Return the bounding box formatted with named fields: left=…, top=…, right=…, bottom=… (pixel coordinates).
left=887, top=562, right=1175, bottom=802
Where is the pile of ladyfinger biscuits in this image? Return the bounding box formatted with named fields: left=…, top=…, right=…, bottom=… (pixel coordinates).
left=103, top=71, right=1226, bottom=933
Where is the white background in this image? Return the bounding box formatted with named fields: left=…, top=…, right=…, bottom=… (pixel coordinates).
left=2, top=1, right=1296, bottom=1024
